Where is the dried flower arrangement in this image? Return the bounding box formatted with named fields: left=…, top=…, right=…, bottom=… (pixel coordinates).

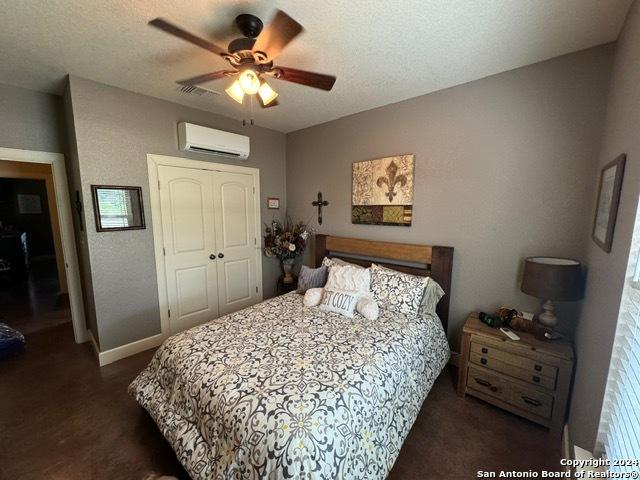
left=263, top=218, right=312, bottom=284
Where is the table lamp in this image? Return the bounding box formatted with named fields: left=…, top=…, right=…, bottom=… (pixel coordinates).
left=520, top=257, right=584, bottom=329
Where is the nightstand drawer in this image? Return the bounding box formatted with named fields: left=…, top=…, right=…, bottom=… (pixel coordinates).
left=471, top=340, right=558, bottom=381
left=466, top=366, right=510, bottom=403
left=510, top=384, right=553, bottom=419
left=470, top=352, right=556, bottom=390
left=467, top=366, right=554, bottom=420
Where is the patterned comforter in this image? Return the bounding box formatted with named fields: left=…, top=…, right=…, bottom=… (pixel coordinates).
left=129, top=292, right=450, bottom=479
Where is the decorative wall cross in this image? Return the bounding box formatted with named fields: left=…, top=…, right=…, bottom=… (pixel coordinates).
left=312, top=191, right=329, bottom=225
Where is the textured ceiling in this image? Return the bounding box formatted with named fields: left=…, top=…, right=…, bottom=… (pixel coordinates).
left=0, top=0, right=632, bottom=133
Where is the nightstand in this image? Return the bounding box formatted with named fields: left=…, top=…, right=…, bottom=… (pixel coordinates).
left=457, top=312, right=574, bottom=435
left=276, top=277, right=298, bottom=295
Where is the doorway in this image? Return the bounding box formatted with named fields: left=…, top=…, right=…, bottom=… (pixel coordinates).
left=147, top=154, right=263, bottom=337
left=0, top=174, right=68, bottom=334
left=0, top=148, right=86, bottom=343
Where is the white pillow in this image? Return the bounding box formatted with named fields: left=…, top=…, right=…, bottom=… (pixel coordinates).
left=319, top=289, right=359, bottom=318
left=357, top=296, right=379, bottom=321
left=325, top=264, right=371, bottom=294
left=303, top=287, right=324, bottom=307
left=420, top=277, right=445, bottom=315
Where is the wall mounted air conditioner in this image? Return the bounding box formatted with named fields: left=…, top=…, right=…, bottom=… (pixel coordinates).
left=178, top=122, right=250, bottom=160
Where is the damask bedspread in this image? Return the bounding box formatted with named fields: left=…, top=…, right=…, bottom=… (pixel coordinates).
left=129, top=292, right=449, bottom=479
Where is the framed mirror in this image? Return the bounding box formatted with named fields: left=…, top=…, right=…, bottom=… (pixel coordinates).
left=91, top=185, right=145, bottom=232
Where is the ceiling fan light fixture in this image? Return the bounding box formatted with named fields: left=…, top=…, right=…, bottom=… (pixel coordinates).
left=258, top=81, right=278, bottom=106
left=239, top=69, right=260, bottom=95
left=225, top=80, right=245, bottom=104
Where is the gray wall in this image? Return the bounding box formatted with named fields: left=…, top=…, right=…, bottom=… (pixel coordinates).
left=569, top=0, right=640, bottom=451
left=0, top=83, right=66, bottom=154
left=67, top=76, right=286, bottom=351
left=62, top=84, right=99, bottom=343
left=286, top=45, right=613, bottom=344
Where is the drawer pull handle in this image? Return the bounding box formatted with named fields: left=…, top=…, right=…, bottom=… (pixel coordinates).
left=475, top=378, right=499, bottom=392
left=480, top=358, right=487, bottom=365
left=521, top=396, right=542, bottom=407
left=534, top=365, right=542, bottom=372
left=481, top=347, right=488, bottom=354
left=532, top=376, right=540, bottom=383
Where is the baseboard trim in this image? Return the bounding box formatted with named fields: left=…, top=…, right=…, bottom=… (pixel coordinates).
left=562, top=424, right=574, bottom=476
left=92, top=332, right=163, bottom=367
left=88, top=329, right=100, bottom=358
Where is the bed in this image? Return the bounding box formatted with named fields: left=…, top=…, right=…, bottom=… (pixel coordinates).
left=129, top=235, right=454, bottom=479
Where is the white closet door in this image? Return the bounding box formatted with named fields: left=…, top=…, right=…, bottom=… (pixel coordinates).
left=212, top=171, right=259, bottom=316
left=158, top=165, right=218, bottom=333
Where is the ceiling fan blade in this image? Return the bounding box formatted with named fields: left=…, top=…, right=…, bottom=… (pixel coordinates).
left=177, top=70, right=236, bottom=86
left=258, top=97, right=279, bottom=108
left=149, top=18, right=228, bottom=57
left=273, top=66, right=336, bottom=91
left=252, top=10, right=303, bottom=60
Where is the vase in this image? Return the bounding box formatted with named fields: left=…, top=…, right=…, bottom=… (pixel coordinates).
left=281, top=258, right=295, bottom=284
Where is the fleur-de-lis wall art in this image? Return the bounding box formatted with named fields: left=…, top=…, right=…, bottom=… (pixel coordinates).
left=376, top=160, right=407, bottom=202
left=351, top=154, right=414, bottom=226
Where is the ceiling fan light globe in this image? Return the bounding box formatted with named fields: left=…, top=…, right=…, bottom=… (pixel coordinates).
left=239, top=69, right=260, bottom=95
left=258, top=81, right=278, bottom=106
left=225, top=80, right=245, bottom=104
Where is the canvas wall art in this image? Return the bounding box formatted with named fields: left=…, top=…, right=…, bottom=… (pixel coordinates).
left=592, top=154, right=626, bottom=253
left=352, top=154, right=414, bottom=226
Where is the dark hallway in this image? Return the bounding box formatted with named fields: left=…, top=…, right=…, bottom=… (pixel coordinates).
left=0, top=177, right=70, bottom=335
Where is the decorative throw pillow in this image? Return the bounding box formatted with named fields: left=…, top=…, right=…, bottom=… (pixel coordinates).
left=420, top=277, right=445, bottom=315
left=319, top=289, right=359, bottom=318
left=370, top=263, right=429, bottom=316
left=357, top=296, right=379, bottom=321
left=303, top=287, right=324, bottom=307
left=322, top=256, right=365, bottom=269
left=297, top=265, right=328, bottom=294
left=324, top=264, right=371, bottom=294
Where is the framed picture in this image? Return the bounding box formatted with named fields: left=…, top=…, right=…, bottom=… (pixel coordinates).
left=592, top=154, right=626, bottom=252
left=267, top=197, right=280, bottom=209
left=17, top=194, right=42, bottom=214
left=91, top=185, right=145, bottom=232
left=352, top=154, right=414, bottom=226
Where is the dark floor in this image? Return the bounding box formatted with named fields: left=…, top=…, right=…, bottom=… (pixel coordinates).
left=0, top=258, right=70, bottom=334
left=0, top=323, right=561, bottom=480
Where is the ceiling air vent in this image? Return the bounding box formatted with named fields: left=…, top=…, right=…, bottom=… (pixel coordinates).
left=176, top=85, right=221, bottom=97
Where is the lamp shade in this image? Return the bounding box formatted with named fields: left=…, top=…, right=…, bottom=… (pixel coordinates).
left=521, top=257, right=584, bottom=301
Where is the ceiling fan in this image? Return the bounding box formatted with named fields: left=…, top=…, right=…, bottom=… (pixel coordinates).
left=149, top=10, right=336, bottom=108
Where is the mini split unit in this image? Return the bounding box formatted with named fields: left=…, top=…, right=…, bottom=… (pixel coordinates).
left=178, top=122, right=250, bottom=160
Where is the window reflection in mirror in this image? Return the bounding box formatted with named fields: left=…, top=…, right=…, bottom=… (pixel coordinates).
left=91, top=186, right=145, bottom=232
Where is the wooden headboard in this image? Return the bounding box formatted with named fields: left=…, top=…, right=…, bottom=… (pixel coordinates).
left=312, top=234, right=454, bottom=332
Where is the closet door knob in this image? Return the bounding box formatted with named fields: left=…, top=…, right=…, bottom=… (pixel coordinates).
left=209, top=254, right=216, bottom=260
left=218, top=253, right=225, bottom=258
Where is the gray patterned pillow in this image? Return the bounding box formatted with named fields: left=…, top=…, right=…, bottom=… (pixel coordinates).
left=296, top=265, right=328, bottom=294
left=370, top=263, right=429, bottom=316
left=322, top=256, right=364, bottom=269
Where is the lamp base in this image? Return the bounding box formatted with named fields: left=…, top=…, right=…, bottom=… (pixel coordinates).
left=538, top=300, right=558, bottom=328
